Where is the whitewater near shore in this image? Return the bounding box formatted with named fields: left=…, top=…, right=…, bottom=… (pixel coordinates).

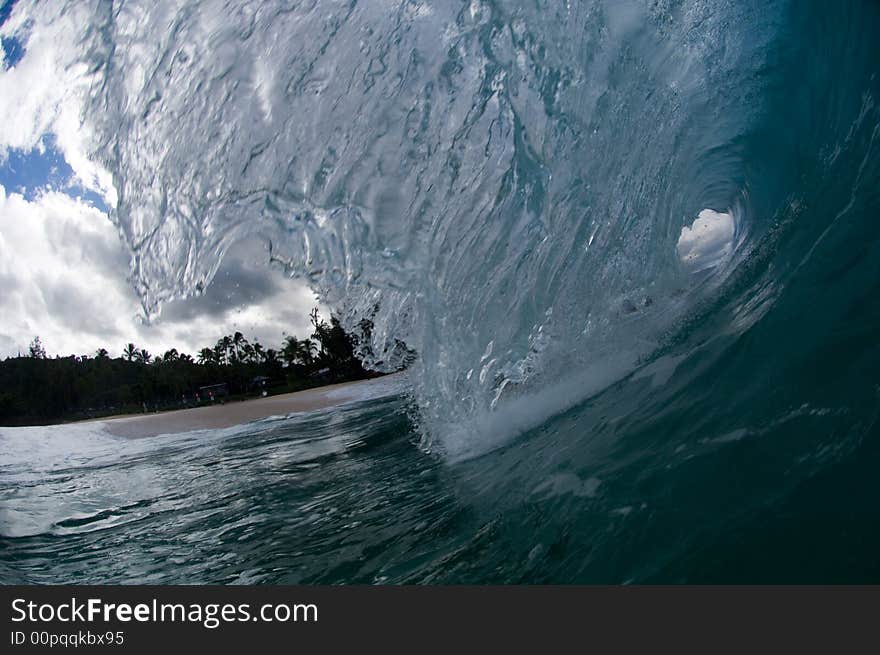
left=96, top=374, right=406, bottom=438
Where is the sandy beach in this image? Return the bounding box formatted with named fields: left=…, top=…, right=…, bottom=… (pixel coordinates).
left=99, top=374, right=405, bottom=438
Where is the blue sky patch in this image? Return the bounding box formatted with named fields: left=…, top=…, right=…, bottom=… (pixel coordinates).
left=1, top=34, right=23, bottom=68
left=0, top=0, right=18, bottom=26
left=0, top=135, right=109, bottom=212
left=1, top=0, right=23, bottom=69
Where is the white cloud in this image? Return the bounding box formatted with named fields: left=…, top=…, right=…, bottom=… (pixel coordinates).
left=0, top=2, right=115, bottom=203
left=0, top=185, right=322, bottom=359
left=676, top=208, right=736, bottom=271
left=0, top=186, right=135, bottom=356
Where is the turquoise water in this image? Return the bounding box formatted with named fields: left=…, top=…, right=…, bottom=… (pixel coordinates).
left=2, top=0, right=880, bottom=582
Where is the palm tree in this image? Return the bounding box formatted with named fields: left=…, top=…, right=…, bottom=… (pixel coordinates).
left=252, top=341, right=266, bottom=363
left=94, top=348, right=109, bottom=360
left=28, top=336, right=46, bottom=359
left=281, top=335, right=301, bottom=367
left=232, top=331, right=248, bottom=362
left=281, top=335, right=318, bottom=366
left=220, top=335, right=233, bottom=365
left=298, top=338, right=317, bottom=366
left=136, top=349, right=151, bottom=364
left=197, top=348, right=214, bottom=365
left=162, top=348, right=179, bottom=363
left=179, top=353, right=194, bottom=364
left=123, top=343, right=137, bottom=362
left=309, top=307, right=329, bottom=357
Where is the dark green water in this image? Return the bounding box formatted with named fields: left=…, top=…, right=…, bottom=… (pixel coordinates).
left=2, top=304, right=879, bottom=585
left=2, top=0, right=880, bottom=583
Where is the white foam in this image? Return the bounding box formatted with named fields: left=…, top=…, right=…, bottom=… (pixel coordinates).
left=676, top=209, right=736, bottom=271
left=437, top=350, right=639, bottom=462
left=322, top=372, right=409, bottom=404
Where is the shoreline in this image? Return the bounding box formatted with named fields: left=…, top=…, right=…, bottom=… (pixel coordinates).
left=97, top=374, right=405, bottom=439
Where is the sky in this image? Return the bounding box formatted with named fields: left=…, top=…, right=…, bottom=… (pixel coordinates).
left=0, top=1, right=321, bottom=360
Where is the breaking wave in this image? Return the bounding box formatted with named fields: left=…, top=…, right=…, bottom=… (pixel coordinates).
left=5, top=0, right=879, bottom=457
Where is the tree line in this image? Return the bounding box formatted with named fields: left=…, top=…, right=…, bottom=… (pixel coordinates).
left=0, top=308, right=411, bottom=425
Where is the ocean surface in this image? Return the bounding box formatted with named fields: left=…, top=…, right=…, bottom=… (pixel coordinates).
left=2, top=0, right=880, bottom=583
